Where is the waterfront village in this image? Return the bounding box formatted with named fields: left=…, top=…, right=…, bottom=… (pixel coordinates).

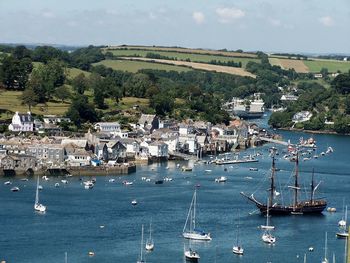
left=0, top=110, right=277, bottom=177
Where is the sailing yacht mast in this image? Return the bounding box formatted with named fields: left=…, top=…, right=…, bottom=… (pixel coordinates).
left=269, top=149, right=276, bottom=209
left=193, top=190, right=196, bottom=230
left=35, top=175, right=40, bottom=205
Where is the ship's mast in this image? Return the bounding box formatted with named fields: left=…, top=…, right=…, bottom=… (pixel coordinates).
left=310, top=168, right=315, bottom=204
left=269, top=148, right=276, bottom=209
left=293, top=150, right=299, bottom=209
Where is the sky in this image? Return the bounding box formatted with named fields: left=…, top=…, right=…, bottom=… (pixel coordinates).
left=0, top=0, right=349, bottom=54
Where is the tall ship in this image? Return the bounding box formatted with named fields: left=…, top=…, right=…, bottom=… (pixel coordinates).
left=241, top=147, right=327, bottom=215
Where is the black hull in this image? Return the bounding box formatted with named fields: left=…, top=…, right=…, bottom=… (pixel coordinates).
left=256, top=203, right=327, bottom=215
left=240, top=192, right=327, bottom=215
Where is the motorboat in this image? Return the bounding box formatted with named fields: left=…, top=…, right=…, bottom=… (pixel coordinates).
left=11, top=187, right=20, bottom=192
left=145, top=221, right=154, bottom=251
left=249, top=167, right=258, bottom=171
left=262, top=232, right=276, bottom=244
left=215, top=176, right=227, bottom=183
left=61, top=179, right=68, bottom=184
left=4, top=181, right=12, bottom=185
left=131, top=199, right=138, bottom=206
left=83, top=181, right=94, bottom=189
left=55, top=183, right=60, bottom=188
left=108, top=178, right=115, bottom=183
left=123, top=180, right=133, bottom=186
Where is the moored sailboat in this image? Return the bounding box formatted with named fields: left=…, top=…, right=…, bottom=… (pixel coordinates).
left=137, top=225, right=146, bottom=263
left=241, top=147, right=327, bottom=215
left=34, top=176, right=46, bottom=213
left=183, top=190, right=211, bottom=241
left=232, top=212, right=244, bottom=255
left=336, top=205, right=349, bottom=238
left=145, top=220, right=154, bottom=251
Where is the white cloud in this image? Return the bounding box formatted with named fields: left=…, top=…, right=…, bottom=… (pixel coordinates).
left=192, top=11, right=205, bottom=25
left=319, top=16, right=334, bottom=27
left=42, top=10, right=55, bottom=19
left=216, top=7, right=245, bottom=24
left=149, top=12, right=157, bottom=20
left=268, top=18, right=281, bottom=27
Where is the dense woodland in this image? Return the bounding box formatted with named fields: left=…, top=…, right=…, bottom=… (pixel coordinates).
left=0, top=44, right=349, bottom=133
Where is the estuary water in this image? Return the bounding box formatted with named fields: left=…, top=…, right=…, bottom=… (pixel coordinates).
left=1, top=123, right=350, bottom=262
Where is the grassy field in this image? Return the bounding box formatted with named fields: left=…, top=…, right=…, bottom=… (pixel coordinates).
left=269, top=57, right=350, bottom=73
left=105, top=45, right=257, bottom=58
left=119, top=57, right=256, bottom=78
left=269, top=57, right=309, bottom=73
left=93, top=59, right=192, bottom=73
left=106, top=49, right=259, bottom=68
left=304, top=59, right=350, bottom=73
left=0, top=89, right=70, bottom=120
left=33, top=61, right=90, bottom=79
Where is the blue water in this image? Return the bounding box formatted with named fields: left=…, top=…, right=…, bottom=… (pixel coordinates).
left=1, top=124, right=350, bottom=262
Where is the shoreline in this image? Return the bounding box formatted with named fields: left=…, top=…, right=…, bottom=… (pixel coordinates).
left=277, top=127, right=348, bottom=136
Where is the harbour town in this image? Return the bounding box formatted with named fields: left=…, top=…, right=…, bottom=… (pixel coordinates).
left=1, top=0, right=350, bottom=262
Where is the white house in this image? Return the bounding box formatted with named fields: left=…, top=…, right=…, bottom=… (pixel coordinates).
left=65, top=147, right=92, bottom=167
left=281, top=94, right=298, bottom=101
left=163, top=136, right=179, bottom=152
left=8, top=112, right=34, bottom=132
left=94, top=122, right=121, bottom=133
left=148, top=142, right=168, bottom=158
left=178, top=134, right=197, bottom=154
left=292, top=111, right=313, bottom=123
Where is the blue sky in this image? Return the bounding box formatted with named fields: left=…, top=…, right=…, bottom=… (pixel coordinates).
left=0, top=0, right=349, bottom=53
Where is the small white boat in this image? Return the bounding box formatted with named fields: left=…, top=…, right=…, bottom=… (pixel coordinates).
left=4, top=181, right=12, bottom=185
left=262, top=232, right=276, bottom=244
left=327, top=207, right=336, bottom=212
left=308, top=246, right=314, bottom=252
left=38, top=185, right=43, bottom=190
left=322, top=232, right=328, bottom=263
left=215, top=176, right=227, bottom=183
left=55, top=183, right=60, bottom=188
left=326, top=147, right=334, bottom=154
left=184, top=248, right=200, bottom=260
left=11, top=186, right=20, bottom=192
left=164, top=177, right=173, bottom=182
left=205, top=169, right=212, bottom=173
left=42, top=175, right=49, bottom=181
left=61, top=179, right=68, bottom=184
left=123, top=180, right=133, bottom=186
left=88, top=251, right=95, bottom=257
left=145, top=178, right=151, bottom=182
left=20, top=178, right=28, bottom=181
left=131, top=199, right=138, bottom=206
left=108, top=178, right=115, bottom=183
left=83, top=181, right=94, bottom=189
left=249, top=167, right=258, bottom=171
left=141, top=177, right=146, bottom=181
left=321, top=152, right=326, bottom=156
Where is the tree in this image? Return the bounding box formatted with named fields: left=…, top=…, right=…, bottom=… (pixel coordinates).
left=150, top=93, right=174, bottom=116
left=345, top=96, right=350, bottom=115
left=54, top=85, right=71, bottom=103
left=66, top=95, right=99, bottom=127
left=0, top=55, right=32, bottom=89
left=28, top=59, right=66, bottom=102
left=72, top=73, right=88, bottom=94
left=20, top=87, right=39, bottom=111
left=332, top=73, right=350, bottom=94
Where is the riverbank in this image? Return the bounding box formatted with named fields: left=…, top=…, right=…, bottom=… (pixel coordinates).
left=278, top=127, right=346, bottom=136
left=0, top=163, right=136, bottom=177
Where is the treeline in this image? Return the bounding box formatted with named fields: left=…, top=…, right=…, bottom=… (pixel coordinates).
left=268, top=73, right=350, bottom=134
